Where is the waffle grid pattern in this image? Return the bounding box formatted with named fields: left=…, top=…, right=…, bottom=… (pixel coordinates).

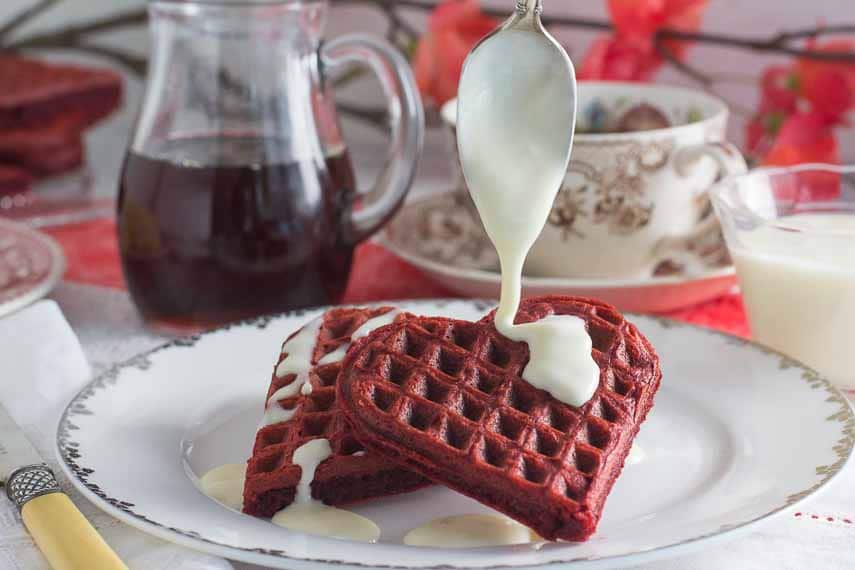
left=340, top=297, right=661, bottom=541
left=243, top=307, right=428, bottom=518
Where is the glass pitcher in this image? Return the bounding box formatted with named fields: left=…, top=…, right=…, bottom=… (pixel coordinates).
left=118, top=0, right=423, bottom=331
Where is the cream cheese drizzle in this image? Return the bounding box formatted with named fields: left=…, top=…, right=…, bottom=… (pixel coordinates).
left=262, top=316, right=325, bottom=426
left=318, top=309, right=403, bottom=366
left=457, top=27, right=599, bottom=408
left=263, top=310, right=403, bottom=427
left=199, top=463, right=246, bottom=511
left=271, top=439, right=380, bottom=543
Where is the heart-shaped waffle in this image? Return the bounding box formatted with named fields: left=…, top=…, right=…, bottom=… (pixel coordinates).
left=338, top=296, right=661, bottom=541
left=243, top=307, right=430, bottom=518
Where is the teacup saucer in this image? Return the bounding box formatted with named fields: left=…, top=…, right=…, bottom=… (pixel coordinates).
left=381, top=193, right=736, bottom=313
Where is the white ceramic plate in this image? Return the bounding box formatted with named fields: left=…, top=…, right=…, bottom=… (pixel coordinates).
left=56, top=299, right=854, bottom=569
left=381, top=194, right=737, bottom=313
left=0, top=218, right=65, bottom=318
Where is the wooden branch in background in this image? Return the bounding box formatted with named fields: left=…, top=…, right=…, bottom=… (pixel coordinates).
left=655, top=41, right=713, bottom=88
left=336, top=102, right=391, bottom=131
left=0, top=0, right=851, bottom=129
left=657, top=25, right=855, bottom=62
left=364, top=0, right=855, bottom=62
left=72, top=43, right=147, bottom=76
left=0, top=0, right=60, bottom=41
left=0, top=1, right=851, bottom=71
left=3, top=8, right=147, bottom=51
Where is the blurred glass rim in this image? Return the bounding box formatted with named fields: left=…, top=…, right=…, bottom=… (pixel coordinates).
left=149, top=0, right=325, bottom=19
left=148, top=0, right=328, bottom=34
left=150, top=0, right=323, bottom=7
left=711, top=162, right=855, bottom=231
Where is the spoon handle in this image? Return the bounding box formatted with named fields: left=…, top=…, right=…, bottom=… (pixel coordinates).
left=515, top=0, right=543, bottom=16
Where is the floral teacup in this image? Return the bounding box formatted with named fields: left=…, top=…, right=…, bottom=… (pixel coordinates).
left=442, top=81, right=748, bottom=280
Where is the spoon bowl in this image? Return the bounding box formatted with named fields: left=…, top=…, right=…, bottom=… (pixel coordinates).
left=455, top=0, right=578, bottom=319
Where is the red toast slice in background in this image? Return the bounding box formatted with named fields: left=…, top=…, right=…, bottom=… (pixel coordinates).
left=0, top=55, right=122, bottom=131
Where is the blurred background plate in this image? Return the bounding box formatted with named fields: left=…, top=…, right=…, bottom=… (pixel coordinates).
left=382, top=193, right=737, bottom=313
left=0, top=217, right=65, bottom=317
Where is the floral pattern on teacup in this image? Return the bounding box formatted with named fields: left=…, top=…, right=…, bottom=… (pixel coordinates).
left=549, top=140, right=675, bottom=239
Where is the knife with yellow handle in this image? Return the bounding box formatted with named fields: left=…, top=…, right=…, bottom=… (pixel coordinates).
left=0, top=404, right=127, bottom=570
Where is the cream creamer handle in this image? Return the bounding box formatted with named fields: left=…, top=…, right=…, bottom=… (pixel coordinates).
left=22, top=492, right=127, bottom=570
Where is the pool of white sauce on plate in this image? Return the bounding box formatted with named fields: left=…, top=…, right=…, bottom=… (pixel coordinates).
left=270, top=439, right=380, bottom=543
left=199, top=463, right=246, bottom=511
left=403, top=514, right=541, bottom=548
left=198, top=441, right=379, bottom=543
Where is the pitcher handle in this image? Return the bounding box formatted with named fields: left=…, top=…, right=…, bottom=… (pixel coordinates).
left=322, top=35, right=425, bottom=245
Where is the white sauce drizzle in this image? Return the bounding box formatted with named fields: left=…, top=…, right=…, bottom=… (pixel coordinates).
left=318, top=309, right=403, bottom=366
left=457, top=28, right=600, bottom=408
left=271, top=439, right=380, bottom=542
left=261, top=317, right=324, bottom=426
left=199, top=463, right=246, bottom=511
left=404, top=514, right=541, bottom=548
left=263, top=310, right=403, bottom=427
left=261, top=404, right=299, bottom=427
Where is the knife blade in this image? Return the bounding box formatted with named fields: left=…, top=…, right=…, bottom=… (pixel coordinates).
left=0, top=403, right=128, bottom=570
left=0, top=404, right=47, bottom=481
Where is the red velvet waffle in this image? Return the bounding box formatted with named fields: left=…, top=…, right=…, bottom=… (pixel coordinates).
left=0, top=165, right=31, bottom=195
left=338, top=295, right=662, bottom=541
left=0, top=55, right=122, bottom=131
left=243, top=307, right=430, bottom=518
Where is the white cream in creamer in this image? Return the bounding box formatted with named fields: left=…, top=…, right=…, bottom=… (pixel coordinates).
left=733, top=213, right=855, bottom=390
left=199, top=463, right=246, bottom=511
left=457, top=28, right=600, bottom=407
left=271, top=439, right=380, bottom=543
left=403, top=514, right=541, bottom=548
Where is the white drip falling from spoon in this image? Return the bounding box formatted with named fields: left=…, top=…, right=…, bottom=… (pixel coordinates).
left=457, top=0, right=600, bottom=408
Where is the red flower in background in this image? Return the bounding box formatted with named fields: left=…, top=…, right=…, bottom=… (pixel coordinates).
left=797, top=40, right=855, bottom=123
left=763, top=111, right=839, bottom=166
left=413, top=0, right=497, bottom=107
left=747, top=39, right=854, bottom=166
left=760, top=66, right=800, bottom=114
left=764, top=111, right=842, bottom=200
left=579, top=0, right=709, bottom=81
left=578, top=35, right=661, bottom=82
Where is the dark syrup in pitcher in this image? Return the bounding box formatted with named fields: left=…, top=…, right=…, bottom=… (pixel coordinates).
left=118, top=136, right=357, bottom=330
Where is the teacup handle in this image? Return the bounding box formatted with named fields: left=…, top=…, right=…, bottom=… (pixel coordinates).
left=321, top=35, right=425, bottom=245
left=653, top=142, right=748, bottom=273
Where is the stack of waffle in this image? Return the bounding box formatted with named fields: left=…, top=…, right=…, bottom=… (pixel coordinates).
left=0, top=55, right=122, bottom=195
